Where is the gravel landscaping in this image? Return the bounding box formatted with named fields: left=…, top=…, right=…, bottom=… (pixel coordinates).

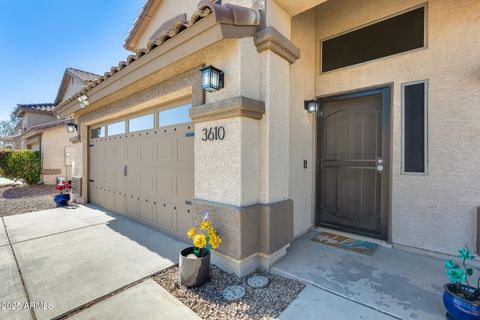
left=153, top=265, right=305, bottom=320
left=0, top=184, right=57, bottom=216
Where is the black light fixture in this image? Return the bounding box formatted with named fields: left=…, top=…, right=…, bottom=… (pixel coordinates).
left=304, top=99, right=320, bottom=113
left=200, top=65, right=224, bottom=92
left=66, top=120, right=77, bottom=133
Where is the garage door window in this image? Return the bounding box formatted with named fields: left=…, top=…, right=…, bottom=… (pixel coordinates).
left=129, top=114, right=154, bottom=132
left=91, top=127, right=105, bottom=138
left=159, top=104, right=192, bottom=127
left=107, top=121, right=126, bottom=136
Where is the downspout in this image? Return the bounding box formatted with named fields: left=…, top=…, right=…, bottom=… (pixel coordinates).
left=39, top=134, right=43, bottom=184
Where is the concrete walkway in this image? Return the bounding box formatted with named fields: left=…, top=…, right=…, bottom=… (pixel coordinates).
left=279, top=285, right=398, bottom=320
left=0, top=205, right=198, bottom=320
left=272, top=231, right=447, bottom=320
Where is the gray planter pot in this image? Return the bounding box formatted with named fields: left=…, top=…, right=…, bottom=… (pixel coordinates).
left=179, top=247, right=211, bottom=287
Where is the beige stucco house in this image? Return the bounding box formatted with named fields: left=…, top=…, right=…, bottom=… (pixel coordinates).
left=55, top=0, right=480, bottom=275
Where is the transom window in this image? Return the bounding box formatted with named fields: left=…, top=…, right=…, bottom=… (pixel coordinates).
left=159, top=104, right=192, bottom=127
left=90, top=101, right=192, bottom=138
left=107, top=121, right=126, bottom=136
left=128, top=114, right=154, bottom=132
left=91, top=127, right=105, bottom=138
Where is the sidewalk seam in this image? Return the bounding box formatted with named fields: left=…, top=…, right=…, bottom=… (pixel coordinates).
left=53, top=264, right=178, bottom=320
left=2, top=217, right=37, bottom=320
left=7, top=218, right=124, bottom=245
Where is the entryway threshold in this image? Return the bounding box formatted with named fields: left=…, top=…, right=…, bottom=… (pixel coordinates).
left=312, top=227, right=393, bottom=248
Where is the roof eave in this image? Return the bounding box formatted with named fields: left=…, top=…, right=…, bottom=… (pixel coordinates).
left=20, top=120, right=66, bottom=139
left=56, top=17, right=257, bottom=119
left=124, top=0, right=161, bottom=52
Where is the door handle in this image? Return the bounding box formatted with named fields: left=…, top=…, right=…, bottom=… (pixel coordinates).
left=376, top=158, right=384, bottom=173
left=123, top=165, right=127, bottom=176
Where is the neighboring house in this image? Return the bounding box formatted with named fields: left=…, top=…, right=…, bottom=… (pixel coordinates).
left=12, top=103, right=72, bottom=184
left=15, top=103, right=58, bottom=149
left=54, top=68, right=101, bottom=106
left=54, top=0, right=480, bottom=276
left=7, top=68, right=100, bottom=185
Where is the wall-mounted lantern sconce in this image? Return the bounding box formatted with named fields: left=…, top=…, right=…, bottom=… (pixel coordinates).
left=304, top=99, right=320, bottom=113
left=200, top=65, right=224, bottom=92
left=66, top=120, right=77, bottom=133
left=78, top=95, right=90, bottom=108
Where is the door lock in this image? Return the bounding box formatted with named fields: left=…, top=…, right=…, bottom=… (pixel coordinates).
left=376, top=158, right=384, bottom=173
left=123, top=165, right=128, bottom=176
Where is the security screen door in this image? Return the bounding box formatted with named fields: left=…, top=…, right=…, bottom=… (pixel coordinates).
left=317, top=87, right=390, bottom=239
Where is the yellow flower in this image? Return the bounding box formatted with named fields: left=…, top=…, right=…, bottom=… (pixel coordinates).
left=200, top=220, right=211, bottom=230
left=210, top=234, right=222, bottom=249
left=187, top=228, right=196, bottom=239
left=193, top=234, right=207, bottom=249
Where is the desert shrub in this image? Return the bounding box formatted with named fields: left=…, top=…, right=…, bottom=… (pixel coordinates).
left=0, top=150, right=41, bottom=184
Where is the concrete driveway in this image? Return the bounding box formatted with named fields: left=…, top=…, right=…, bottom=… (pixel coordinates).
left=0, top=205, right=199, bottom=320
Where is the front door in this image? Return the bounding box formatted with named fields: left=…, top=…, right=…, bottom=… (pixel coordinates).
left=317, top=87, right=390, bottom=239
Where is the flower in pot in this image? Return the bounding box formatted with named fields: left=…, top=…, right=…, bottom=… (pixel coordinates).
left=179, top=211, right=222, bottom=287
left=53, top=181, right=72, bottom=207
left=443, top=246, right=480, bottom=320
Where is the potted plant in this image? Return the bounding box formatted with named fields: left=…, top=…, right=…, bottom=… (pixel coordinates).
left=443, top=246, right=480, bottom=320
left=53, top=180, right=72, bottom=207
left=179, top=211, right=222, bottom=287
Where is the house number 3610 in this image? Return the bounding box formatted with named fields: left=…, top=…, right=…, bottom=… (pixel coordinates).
left=202, top=126, right=225, bottom=141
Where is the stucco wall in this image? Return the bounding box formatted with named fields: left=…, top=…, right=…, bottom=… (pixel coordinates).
left=289, top=9, right=316, bottom=237
left=41, top=127, right=76, bottom=185
left=71, top=141, right=82, bottom=178
left=195, top=116, right=260, bottom=206
left=289, top=0, right=480, bottom=254
left=29, top=141, right=40, bottom=152
left=22, top=112, right=57, bottom=132
left=61, top=76, right=85, bottom=103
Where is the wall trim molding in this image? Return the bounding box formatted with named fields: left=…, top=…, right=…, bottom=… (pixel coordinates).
left=190, top=95, right=265, bottom=122
left=254, top=26, right=301, bottom=64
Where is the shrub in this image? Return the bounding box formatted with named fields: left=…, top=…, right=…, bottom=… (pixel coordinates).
left=0, top=150, right=41, bottom=184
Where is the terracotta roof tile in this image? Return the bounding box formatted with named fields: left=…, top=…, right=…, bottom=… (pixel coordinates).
left=54, top=68, right=101, bottom=105
left=55, top=0, right=260, bottom=113
left=16, top=103, right=55, bottom=113
left=66, top=68, right=100, bottom=82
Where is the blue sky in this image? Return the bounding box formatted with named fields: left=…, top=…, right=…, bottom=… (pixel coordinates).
left=0, top=0, right=145, bottom=121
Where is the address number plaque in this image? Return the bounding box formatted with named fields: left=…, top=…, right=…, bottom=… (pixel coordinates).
left=202, top=126, right=225, bottom=141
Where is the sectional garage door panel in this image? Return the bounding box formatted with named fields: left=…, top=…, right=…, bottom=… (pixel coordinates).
left=89, top=122, right=194, bottom=237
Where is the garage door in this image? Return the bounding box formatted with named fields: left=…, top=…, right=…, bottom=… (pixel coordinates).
left=88, top=103, right=194, bottom=237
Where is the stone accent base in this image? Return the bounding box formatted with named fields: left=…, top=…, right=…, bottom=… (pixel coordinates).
left=193, top=199, right=293, bottom=275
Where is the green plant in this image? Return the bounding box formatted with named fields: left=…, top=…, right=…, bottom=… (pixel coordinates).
left=0, top=150, right=41, bottom=184
left=445, top=246, right=480, bottom=301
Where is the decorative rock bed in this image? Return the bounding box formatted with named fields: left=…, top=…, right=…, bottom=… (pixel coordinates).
left=0, top=185, right=57, bottom=216
left=153, top=265, right=305, bottom=320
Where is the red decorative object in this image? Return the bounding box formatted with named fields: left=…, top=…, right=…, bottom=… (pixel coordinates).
left=55, top=181, right=72, bottom=194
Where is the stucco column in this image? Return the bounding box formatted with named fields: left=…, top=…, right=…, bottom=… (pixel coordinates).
left=191, top=34, right=299, bottom=276
left=257, top=50, right=290, bottom=203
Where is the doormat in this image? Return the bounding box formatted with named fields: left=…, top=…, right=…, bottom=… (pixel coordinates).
left=312, top=231, right=379, bottom=256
